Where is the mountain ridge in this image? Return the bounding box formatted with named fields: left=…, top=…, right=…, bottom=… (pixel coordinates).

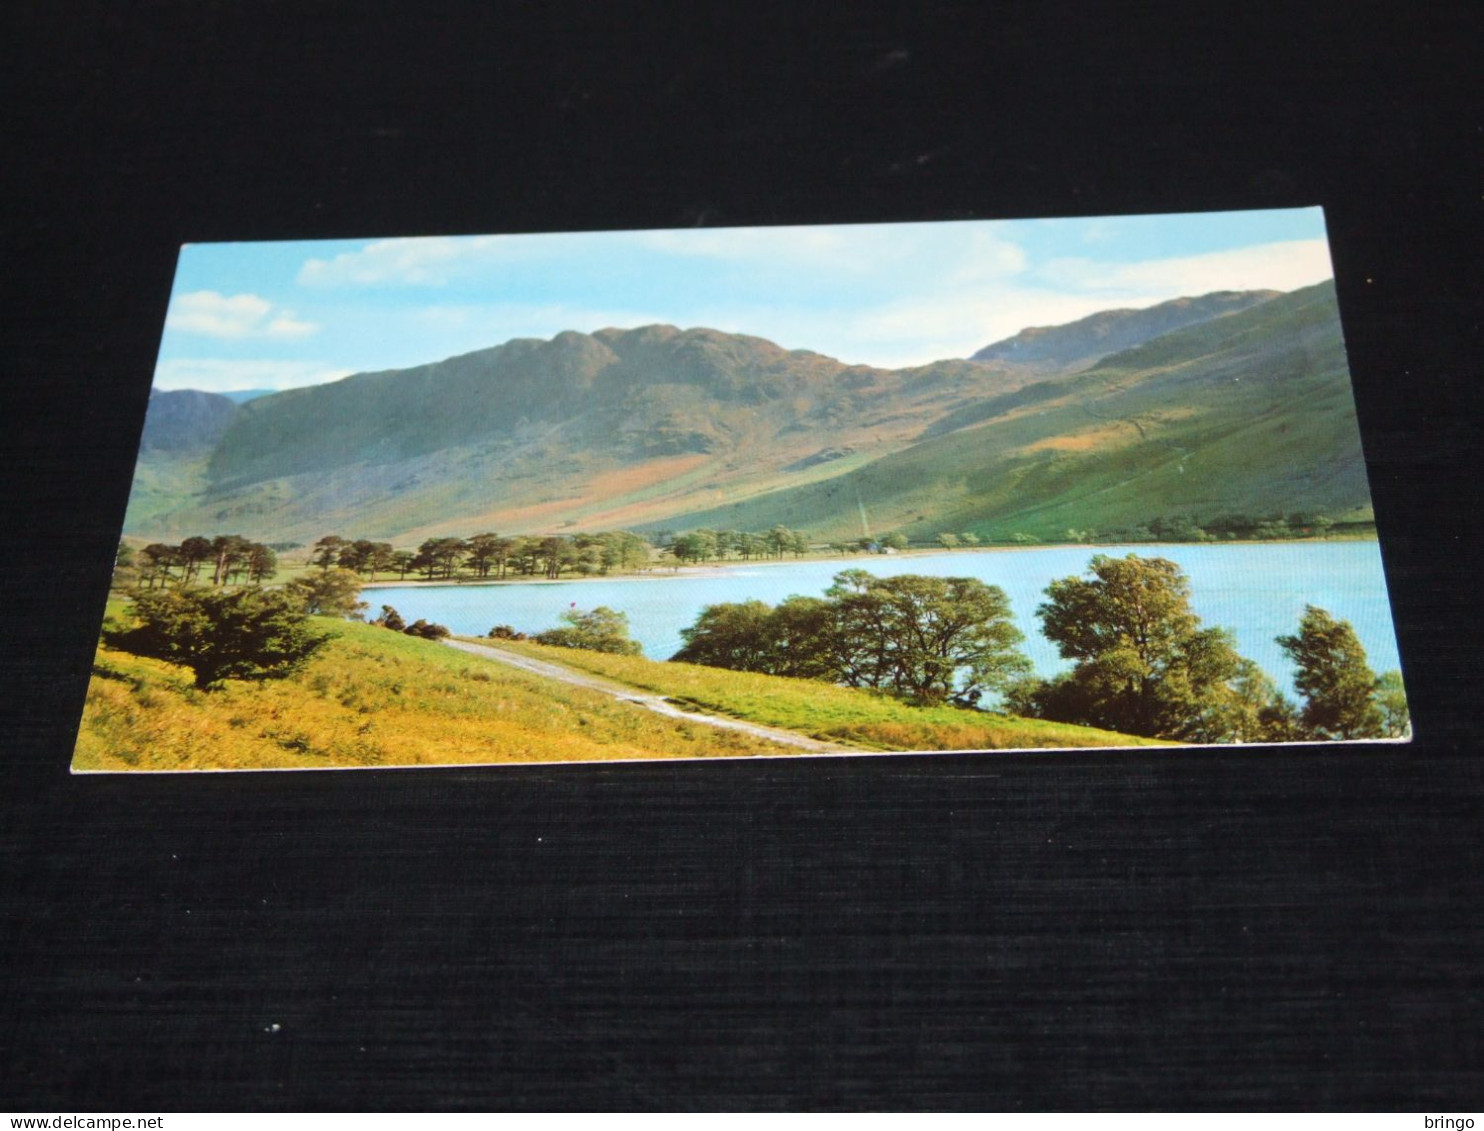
left=971, top=289, right=1281, bottom=372
left=124, top=282, right=1370, bottom=544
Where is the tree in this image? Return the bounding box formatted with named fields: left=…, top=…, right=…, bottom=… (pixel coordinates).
left=668, top=532, right=709, bottom=567
left=138, top=543, right=180, bottom=588
left=177, top=536, right=214, bottom=583
left=599, top=531, right=649, bottom=573
left=1374, top=670, right=1411, bottom=738
left=767, top=524, right=793, bottom=559
left=1276, top=606, right=1386, bottom=739
left=412, top=536, right=466, bottom=580
left=245, top=543, right=278, bottom=584
left=465, top=533, right=502, bottom=579
left=537, top=535, right=574, bottom=580
left=881, top=532, right=910, bottom=551
left=829, top=572, right=1029, bottom=704
left=672, top=572, right=1029, bottom=706
left=311, top=535, right=347, bottom=571
left=536, top=606, right=642, bottom=655
left=287, top=567, right=368, bottom=618
left=403, top=618, right=451, bottom=640
left=364, top=542, right=397, bottom=581
left=1033, top=554, right=1263, bottom=740
left=105, top=587, right=329, bottom=690
left=672, top=600, right=778, bottom=670
left=210, top=534, right=253, bottom=585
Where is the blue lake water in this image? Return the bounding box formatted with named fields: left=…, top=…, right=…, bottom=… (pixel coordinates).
left=369, top=542, right=1404, bottom=696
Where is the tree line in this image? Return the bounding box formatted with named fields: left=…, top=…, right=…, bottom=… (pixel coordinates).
left=117, top=535, right=279, bottom=589
left=668, top=554, right=1409, bottom=744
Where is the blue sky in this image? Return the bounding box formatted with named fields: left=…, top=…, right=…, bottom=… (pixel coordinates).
left=154, top=207, right=1334, bottom=393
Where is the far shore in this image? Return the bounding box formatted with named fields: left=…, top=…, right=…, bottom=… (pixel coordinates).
left=355, top=534, right=1378, bottom=590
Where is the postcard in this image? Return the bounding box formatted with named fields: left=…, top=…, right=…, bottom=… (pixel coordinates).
left=74, top=209, right=1410, bottom=771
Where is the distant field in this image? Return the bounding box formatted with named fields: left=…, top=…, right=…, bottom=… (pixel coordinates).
left=483, top=639, right=1168, bottom=753
left=74, top=619, right=806, bottom=772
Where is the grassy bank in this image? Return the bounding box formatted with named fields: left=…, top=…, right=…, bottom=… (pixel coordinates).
left=485, top=640, right=1167, bottom=752
left=74, top=619, right=806, bottom=772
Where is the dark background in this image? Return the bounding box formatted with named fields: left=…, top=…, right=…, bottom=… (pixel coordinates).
left=3, top=1, right=1481, bottom=1111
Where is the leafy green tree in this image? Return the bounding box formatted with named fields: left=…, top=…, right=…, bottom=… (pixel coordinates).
left=311, top=535, right=347, bottom=571
left=829, top=572, right=1029, bottom=704
left=881, top=532, right=910, bottom=551
left=465, top=533, right=503, bottom=579
left=210, top=535, right=253, bottom=585
left=508, top=536, right=541, bottom=576
left=937, top=532, right=960, bottom=549
left=105, top=587, right=329, bottom=690
left=767, top=524, right=793, bottom=559
left=412, top=536, right=467, bottom=580
left=537, top=535, right=574, bottom=579
left=673, top=600, right=777, bottom=670
left=1374, top=670, right=1411, bottom=738
left=287, top=567, right=367, bottom=619
left=390, top=550, right=416, bottom=580
left=138, top=543, right=180, bottom=588
left=246, top=543, right=278, bottom=584
left=668, top=532, right=709, bottom=566
left=178, top=536, right=214, bottom=583
left=599, top=531, right=649, bottom=573
left=1276, top=606, right=1386, bottom=739
left=536, top=607, right=642, bottom=655
left=1033, top=554, right=1264, bottom=740
left=674, top=572, right=1029, bottom=706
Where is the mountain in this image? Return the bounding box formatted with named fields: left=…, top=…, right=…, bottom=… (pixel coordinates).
left=970, top=289, right=1280, bottom=373
left=138, top=389, right=239, bottom=454
left=650, top=282, right=1372, bottom=541
left=123, top=282, right=1371, bottom=546
left=221, top=388, right=276, bottom=404
left=128, top=326, right=1039, bottom=541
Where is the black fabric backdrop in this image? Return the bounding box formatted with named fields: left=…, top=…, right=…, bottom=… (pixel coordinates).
left=2, top=1, right=1481, bottom=1111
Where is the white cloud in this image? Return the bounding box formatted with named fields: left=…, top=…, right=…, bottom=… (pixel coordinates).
left=153, top=358, right=354, bottom=394
left=297, top=235, right=521, bottom=287
left=166, top=291, right=318, bottom=340
left=1039, top=238, right=1334, bottom=298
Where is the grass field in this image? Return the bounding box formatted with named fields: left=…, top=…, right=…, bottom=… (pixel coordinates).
left=483, top=639, right=1167, bottom=753
left=73, top=601, right=1165, bottom=772
left=73, top=619, right=808, bottom=772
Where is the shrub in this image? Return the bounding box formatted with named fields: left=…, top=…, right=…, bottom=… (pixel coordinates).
left=106, top=588, right=330, bottom=690
left=536, top=606, right=642, bottom=655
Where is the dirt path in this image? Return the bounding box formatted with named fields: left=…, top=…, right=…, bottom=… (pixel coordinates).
left=443, top=639, right=852, bottom=753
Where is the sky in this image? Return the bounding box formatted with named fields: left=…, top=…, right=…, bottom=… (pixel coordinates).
left=153, top=207, right=1335, bottom=393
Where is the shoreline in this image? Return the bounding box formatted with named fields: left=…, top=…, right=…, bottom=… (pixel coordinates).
left=356, top=535, right=1380, bottom=590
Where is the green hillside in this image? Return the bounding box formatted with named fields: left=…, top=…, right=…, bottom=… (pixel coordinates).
left=649, top=282, right=1373, bottom=541
left=128, top=325, right=1036, bottom=542
left=122, top=282, right=1372, bottom=546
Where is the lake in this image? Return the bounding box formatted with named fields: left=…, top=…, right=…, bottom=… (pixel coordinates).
left=368, top=542, right=1404, bottom=696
